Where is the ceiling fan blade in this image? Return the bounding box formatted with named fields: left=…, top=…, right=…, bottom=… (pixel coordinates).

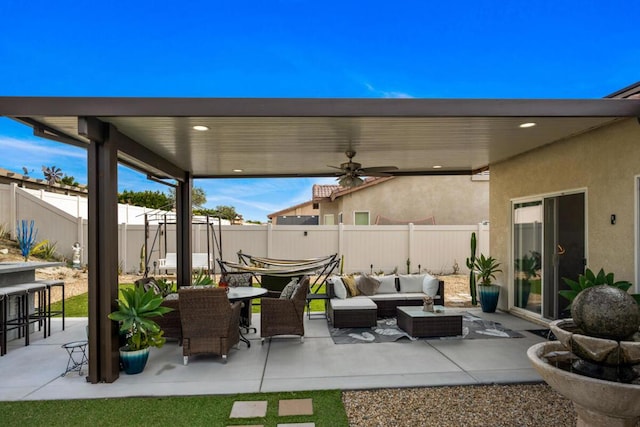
left=327, top=165, right=344, bottom=170
left=359, top=166, right=399, bottom=173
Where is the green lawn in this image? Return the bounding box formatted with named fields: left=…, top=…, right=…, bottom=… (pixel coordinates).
left=50, top=283, right=329, bottom=318
left=0, top=389, right=349, bottom=426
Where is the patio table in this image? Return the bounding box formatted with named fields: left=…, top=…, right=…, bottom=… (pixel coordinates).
left=226, top=286, right=267, bottom=347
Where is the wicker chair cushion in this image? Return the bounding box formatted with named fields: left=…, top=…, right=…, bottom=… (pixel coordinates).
left=279, top=278, right=299, bottom=299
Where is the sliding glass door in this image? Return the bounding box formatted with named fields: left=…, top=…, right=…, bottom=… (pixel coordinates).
left=513, top=202, right=542, bottom=314
left=513, top=192, right=585, bottom=319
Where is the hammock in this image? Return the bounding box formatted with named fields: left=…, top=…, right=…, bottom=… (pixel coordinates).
left=237, top=252, right=337, bottom=268
left=217, top=252, right=339, bottom=293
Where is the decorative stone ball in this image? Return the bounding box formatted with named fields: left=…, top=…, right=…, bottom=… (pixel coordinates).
left=572, top=285, right=640, bottom=340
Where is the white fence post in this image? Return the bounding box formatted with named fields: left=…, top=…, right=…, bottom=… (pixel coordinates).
left=9, top=183, right=17, bottom=238
left=408, top=223, right=415, bottom=273
left=267, top=223, right=273, bottom=257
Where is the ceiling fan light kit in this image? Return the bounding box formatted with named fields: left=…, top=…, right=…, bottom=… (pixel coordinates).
left=329, top=151, right=398, bottom=187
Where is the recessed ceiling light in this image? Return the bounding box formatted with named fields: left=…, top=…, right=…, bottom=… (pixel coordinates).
left=233, top=169, right=243, bottom=173
left=193, top=125, right=209, bottom=131
left=519, top=122, right=536, bottom=128
left=433, top=165, right=442, bottom=169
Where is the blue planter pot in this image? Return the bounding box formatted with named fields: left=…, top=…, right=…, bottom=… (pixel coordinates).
left=120, top=347, right=150, bottom=375
left=479, top=285, right=500, bottom=313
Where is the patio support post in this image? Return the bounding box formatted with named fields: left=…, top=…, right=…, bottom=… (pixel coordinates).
left=176, top=173, right=193, bottom=287
left=83, top=119, right=120, bottom=383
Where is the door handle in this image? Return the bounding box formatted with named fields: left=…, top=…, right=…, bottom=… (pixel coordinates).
left=557, top=244, right=566, bottom=255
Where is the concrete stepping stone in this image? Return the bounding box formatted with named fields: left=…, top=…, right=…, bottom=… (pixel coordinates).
left=278, top=398, right=314, bottom=416
left=229, top=401, right=268, bottom=418
left=276, top=423, right=315, bottom=427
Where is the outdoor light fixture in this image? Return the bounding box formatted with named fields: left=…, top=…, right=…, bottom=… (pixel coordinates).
left=232, top=169, right=243, bottom=173
left=338, top=174, right=364, bottom=187
left=519, top=122, right=536, bottom=128
left=433, top=165, right=442, bottom=169
left=192, top=125, right=209, bottom=131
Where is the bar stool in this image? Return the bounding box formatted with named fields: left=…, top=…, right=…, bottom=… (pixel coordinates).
left=0, top=286, right=29, bottom=356
left=12, top=282, right=48, bottom=339
left=37, top=279, right=65, bottom=335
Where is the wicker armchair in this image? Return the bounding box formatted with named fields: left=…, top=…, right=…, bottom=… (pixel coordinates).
left=178, top=287, right=242, bottom=365
left=260, top=276, right=309, bottom=343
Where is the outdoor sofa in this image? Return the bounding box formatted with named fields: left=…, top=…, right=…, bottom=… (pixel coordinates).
left=327, top=274, right=445, bottom=328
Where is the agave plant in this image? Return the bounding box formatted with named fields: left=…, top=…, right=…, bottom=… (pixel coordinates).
left=192, top=269, right=214, bottom=286
left=108, top=286, right=173, bottom=351
left=561, top=268, right=638, bottom=307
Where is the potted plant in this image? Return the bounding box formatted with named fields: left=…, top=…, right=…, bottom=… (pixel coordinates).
left=108, top=286, right=173, bottom=374
left=514, top=253, right=538, bottom=308
left=474, top=254, right=502, bottom=313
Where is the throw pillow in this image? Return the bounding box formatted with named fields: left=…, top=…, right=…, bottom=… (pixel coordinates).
left=342, top=275, right=359, bottom=297
left=279, top=278, right=299, bottom=299
left=376, top=275, right=398, bottom=294
left=329, top=276, right=348, bottom=299
left=399, top=274, right=425, bottom=293
left=357, top=274, right=381, bottom=296
left=226, top=273, right=253, bottom=287
left=422, top=273, right=440, bottom=297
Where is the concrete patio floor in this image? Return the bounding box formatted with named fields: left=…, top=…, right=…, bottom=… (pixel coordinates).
left=0, top=308, right=548, bottom=401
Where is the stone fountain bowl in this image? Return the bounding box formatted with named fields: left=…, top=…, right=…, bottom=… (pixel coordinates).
left=550, top=319, right=640, bottom=365
left=528, top=341, right=640, bottom=425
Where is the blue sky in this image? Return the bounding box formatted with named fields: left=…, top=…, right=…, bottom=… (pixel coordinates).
left=1, top=1, right=639, bottom=221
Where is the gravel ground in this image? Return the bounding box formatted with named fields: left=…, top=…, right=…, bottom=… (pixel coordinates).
left=342, top=384, right=576, bottom=427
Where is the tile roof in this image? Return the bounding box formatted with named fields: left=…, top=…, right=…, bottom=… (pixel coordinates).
left=312, top=184, right=341, bottom=199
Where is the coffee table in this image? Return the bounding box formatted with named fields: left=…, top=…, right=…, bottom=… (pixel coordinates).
left=396, top=306, right=462, bottom=337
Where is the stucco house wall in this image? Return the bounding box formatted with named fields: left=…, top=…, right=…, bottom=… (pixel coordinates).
left=320, top=176, right=488, bottom=225
left=490, top=118, right=640, bottom=310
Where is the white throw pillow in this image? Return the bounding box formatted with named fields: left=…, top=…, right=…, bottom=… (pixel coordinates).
left=399, top=274, right=425, bottom=293
left=376, top=275, right=398, bottom=294
left=422, top=273, right=440, bottom=297
left=330, top=276, right=348, bottom=299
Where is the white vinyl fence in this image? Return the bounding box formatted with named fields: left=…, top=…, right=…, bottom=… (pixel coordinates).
left=1, top=183, right=489, bottom=275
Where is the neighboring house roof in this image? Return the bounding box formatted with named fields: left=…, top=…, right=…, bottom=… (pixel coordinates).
left=605, top=81, right=640, bottom=99
left=267, top=200, right=315, bottom=219
left=327, top=177, right=394, bottom=201
left=312, top=184, right=340, bottom=199
left=312, top=177, right=393, bottom=201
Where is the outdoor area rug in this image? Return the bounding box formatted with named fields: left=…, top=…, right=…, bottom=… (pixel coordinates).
left=329, top=312, right=524, bottom=344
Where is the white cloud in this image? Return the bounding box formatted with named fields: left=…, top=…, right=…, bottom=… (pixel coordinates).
left=364, top=82, right=414, bottom=98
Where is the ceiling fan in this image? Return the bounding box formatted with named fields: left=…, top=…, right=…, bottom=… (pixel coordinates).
left=328, top=151, right=398, bottom=187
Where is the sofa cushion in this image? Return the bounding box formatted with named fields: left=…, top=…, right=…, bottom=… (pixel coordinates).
left=330, top=296, right=377, bottom=310
left=422, top=274, right=440, bottom=297
left=369, top=293, right=407, bottom=301
left=376, top=275, right=398, bottom=294
left=279, top=278, right=299, bottom=299
left=398, top=274, right=425, bottom=293
left=329, top=276, right=348, bottom=299
left=342, top=275, right=360, bottom=297
left=401, top=292, right=441, bottom=301
left=357, top=274, right=381, bottom=296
